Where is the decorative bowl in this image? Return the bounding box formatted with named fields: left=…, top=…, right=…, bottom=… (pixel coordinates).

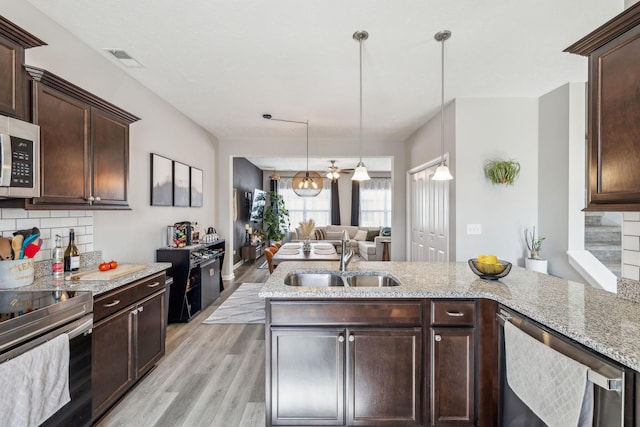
left=468, top=258, right=512, bottom=280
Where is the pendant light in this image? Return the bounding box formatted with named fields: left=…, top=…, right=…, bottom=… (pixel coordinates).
left=262, top=114, right=323, bottom=197
left=352, top=31, right=371, bottom=181
left=432, top=30, right=454, bottom=181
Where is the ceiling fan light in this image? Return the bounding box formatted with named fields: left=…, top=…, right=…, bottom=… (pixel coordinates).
left=327, top=170, right=340, bottom=180
left=432, top=164, right=453, bottom=181
left=351, top=162, right=370, bottom=181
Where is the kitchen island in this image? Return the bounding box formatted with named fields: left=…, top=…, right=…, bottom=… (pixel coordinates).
left=261, top=261, right=640, bottom=426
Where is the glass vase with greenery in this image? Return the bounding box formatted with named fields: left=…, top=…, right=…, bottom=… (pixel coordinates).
left=260, top=191, right=290, bottom=242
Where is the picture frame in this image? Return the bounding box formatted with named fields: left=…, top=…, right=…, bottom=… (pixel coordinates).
left=150, top=153, right=173, bottom=206
left=173, top=161, right=190, bottom=207
left=190, top=167, right=203, bottom=207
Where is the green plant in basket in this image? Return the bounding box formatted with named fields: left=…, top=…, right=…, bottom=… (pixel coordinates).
left=484, top=159, right=521, bottom=185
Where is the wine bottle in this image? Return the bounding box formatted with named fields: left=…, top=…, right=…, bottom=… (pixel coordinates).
left=64, top=228, right=80, bottom=272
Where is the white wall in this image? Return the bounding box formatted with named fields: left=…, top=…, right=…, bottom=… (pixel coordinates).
left=4, top=2, right=219, bottom=264
left=454, top=98, right=539, bottom=265
left=220, top=138, right=406, bottom=278
left=538, top=83, right=586, bottom=281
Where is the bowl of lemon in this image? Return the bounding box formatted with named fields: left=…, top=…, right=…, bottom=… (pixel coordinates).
left=468, top=255, right=512, bottom=280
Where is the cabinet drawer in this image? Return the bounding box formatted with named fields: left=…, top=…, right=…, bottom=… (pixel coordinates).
left=135, top=273, right=165, bottom=301
left=269, top=300, right=424, bottom=327
left=431, top=300, right=475, bottom=326
left=94, top=273, right=165, bottom=321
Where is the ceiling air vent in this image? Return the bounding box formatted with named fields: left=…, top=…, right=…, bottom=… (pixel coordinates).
left=103, top=49, right=144, bottom=68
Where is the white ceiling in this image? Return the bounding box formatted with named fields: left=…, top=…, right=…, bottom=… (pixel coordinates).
left=25, top=0, right=623, bottom=171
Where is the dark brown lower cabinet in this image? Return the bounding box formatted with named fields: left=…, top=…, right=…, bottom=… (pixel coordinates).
left=266, top=298, right=498, bottom=427
left=92, top=273, right=166, bottom=421
left=267, top=300, right=425, bottom=427
left=430, top=327, right=475, bottom=426
left=270, top=327, right=422, bottom=426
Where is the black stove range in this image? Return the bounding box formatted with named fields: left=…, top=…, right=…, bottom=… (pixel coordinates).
left=0, top=288, right=93, bottom=427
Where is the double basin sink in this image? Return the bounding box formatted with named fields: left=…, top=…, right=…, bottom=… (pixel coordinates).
left=284, top=271, right=400, bottom=287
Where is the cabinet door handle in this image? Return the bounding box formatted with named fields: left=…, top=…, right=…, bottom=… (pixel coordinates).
left=103, top=299, right=121, bottom=308
left=94, top=196, right=101, bottom=202
left=147, top=281, right=161, bottom=288
left=338, top=335, right=345, bottom=343
left=86, top=196, right=95, bottom=202
left=446, top=311, right=465, bottom=317
left=434, top=334, right=442, bottom=342
left=131, top=309, right=137, bottom=315
left=138, top=307, right=144, bottom=313
left=348, top=335, right=355, bottom=342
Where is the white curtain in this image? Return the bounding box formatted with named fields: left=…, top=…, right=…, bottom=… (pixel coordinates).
left=279, top=177, right=332, bottom=229
left=359, top=177, right=392, bottom=227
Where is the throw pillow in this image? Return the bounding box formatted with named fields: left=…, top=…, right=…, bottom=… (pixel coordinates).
left=366, top=228, right=380, bottom=242
left=381, top=227, right=391, bottom=237
left=354, top=229, right=368, bottom=241
left=314, top=228, right=327, bottom=240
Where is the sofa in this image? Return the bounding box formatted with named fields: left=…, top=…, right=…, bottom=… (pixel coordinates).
left=288, top=225, right=390, bottom=260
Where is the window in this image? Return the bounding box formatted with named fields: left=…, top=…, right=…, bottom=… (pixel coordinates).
left=360, top=178, right=392, bottom=227
left=279, top=177, right=332, bottom=228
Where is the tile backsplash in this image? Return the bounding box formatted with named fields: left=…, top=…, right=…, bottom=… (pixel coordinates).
left=0, top=209, right=94, bottom=262
left=622, top=212, right=640, bottom=281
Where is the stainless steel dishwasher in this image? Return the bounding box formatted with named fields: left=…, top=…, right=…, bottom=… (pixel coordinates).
left=497, top=306, right=635, bottom=427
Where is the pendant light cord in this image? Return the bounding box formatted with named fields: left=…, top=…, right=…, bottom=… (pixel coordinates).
left=440, top=35, right=445, bottom=165
left=306, top=120, right=309, bottom=175
left=359, top=35, right=363, bottom=163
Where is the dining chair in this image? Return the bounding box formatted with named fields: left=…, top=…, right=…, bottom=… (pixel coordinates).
left=264, top=247, right=276, bottom=273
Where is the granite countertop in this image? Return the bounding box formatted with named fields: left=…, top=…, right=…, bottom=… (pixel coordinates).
left=22, top=262, right=172, bottom=296
left=260, top=261, right=640, bottom=372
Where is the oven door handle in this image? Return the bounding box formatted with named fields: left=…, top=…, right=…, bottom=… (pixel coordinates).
left=68, top=318, right=93, bottom=339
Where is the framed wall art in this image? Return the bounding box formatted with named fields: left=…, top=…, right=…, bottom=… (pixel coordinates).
left=150, top=153, right=173, bottom=206
left=173, top=161, right=190, bottom=207
left=190, top=167, right=203, bottom=207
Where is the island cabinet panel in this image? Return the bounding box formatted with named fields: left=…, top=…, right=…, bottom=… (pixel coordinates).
left=430, top=327, right=475, bottom=426
left=91, top=272, right=166, bottom=421
left=565, top=3, right=640, bottom=210
left=348, top=328, right=422, bottom=426
left=266, top=299, right=426, bottom=427
left=270, top=328, right=345, bottom=425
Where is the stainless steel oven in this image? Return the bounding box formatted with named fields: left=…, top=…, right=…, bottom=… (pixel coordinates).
left=497, top=306, right=635, bottom=427
left=0, top=289, right=93, bottom=426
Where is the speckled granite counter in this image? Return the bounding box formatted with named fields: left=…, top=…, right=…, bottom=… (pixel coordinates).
left=260, top=261, right=640, bottom=372
left=22, top=262, right=171, bottom=296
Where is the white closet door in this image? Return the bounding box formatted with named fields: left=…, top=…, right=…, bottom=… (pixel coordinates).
left=409, top=164, right=449, bottom=262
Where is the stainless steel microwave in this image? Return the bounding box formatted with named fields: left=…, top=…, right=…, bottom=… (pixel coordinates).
left=0, top=115, right=40, bottom=198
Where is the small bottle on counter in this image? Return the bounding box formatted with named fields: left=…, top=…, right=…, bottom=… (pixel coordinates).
left=52, top=234, right=64, bottom=279
left=64, top=228, right=80, bottom=272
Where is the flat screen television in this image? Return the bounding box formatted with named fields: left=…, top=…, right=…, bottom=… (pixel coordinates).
left=250, top=189, right=266, bottom=222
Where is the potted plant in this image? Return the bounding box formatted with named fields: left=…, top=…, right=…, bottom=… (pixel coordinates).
left=484, top=159, right=521, bottom=185
left=524, top=226, right=548, bottom=273
left=260, top=191, right=290, bottom=243
left=524, top=226, right=545, bottom=259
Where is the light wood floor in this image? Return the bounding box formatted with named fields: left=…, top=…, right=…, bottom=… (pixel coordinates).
left=96, top=261, right=270, bottom=427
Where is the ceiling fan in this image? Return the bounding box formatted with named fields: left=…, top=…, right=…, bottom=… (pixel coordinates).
left=326, top=160, right=354, bottom=181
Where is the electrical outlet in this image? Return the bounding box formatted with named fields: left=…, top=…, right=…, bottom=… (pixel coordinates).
left=467, top=224, right=482, bottom=235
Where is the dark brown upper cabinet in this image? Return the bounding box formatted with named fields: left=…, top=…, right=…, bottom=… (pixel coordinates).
left=25, top=66, right=139, bottom=209
left=0, top=16, right=46, bottom=120
left=566, top=3, right=640, bottom=211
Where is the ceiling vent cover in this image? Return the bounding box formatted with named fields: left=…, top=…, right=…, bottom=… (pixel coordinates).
left=103, top=49, right=144, bottom=68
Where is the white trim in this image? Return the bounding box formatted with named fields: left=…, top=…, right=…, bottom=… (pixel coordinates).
left=567, top=250, right=617, bottom=293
